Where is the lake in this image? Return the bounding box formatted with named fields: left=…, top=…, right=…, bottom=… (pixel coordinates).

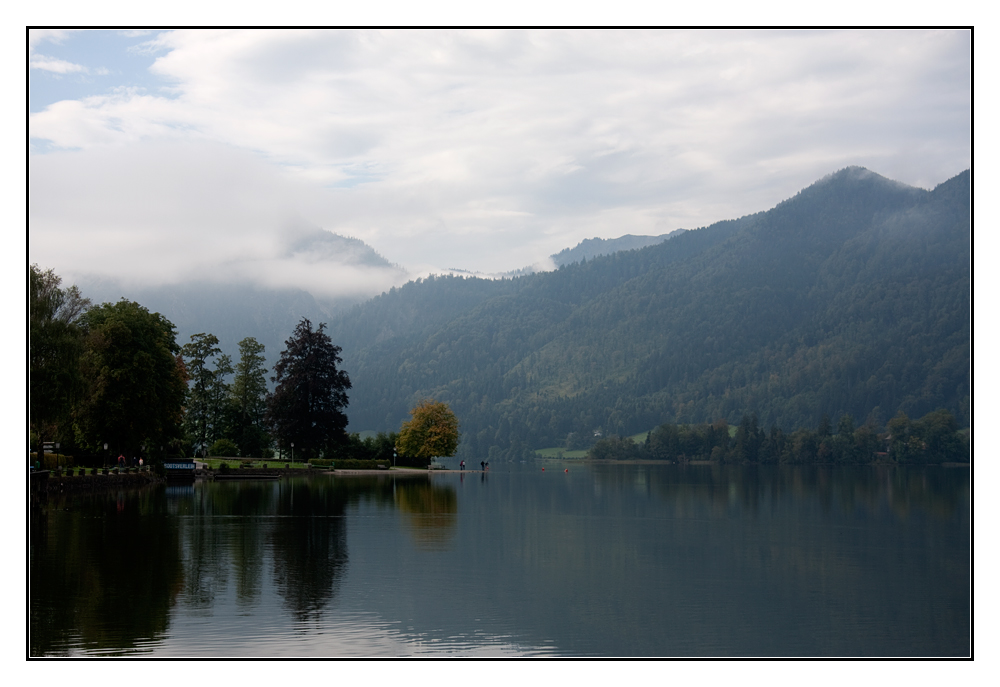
left=29, top=463, right=970, bottom=657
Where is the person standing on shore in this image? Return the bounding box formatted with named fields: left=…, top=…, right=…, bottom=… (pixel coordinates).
left=460, top=460, right=465, bottom=471
left=480, top=460, right=485, bottom=471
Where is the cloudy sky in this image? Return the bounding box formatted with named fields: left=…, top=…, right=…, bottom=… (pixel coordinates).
left=28, top=28, right=971, bottom=297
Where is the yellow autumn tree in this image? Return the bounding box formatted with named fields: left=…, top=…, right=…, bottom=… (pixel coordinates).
left=396, top=399, right=460, bottom=459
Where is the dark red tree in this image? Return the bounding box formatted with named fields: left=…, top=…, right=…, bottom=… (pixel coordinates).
left=266, top=318, right=351, bottom=460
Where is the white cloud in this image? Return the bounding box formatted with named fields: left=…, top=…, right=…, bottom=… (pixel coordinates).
left=28, top=29, right=971, bottom=280
left=28, top=29, right=74, bottom=51
left=30, top=54, right=88, bottom=74
left=28, top=140, right=408, bottom=299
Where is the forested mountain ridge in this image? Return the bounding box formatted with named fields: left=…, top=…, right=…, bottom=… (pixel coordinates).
left=550, top=228, right=688, bottom=266
left=330, top=167, right=970, bottom=461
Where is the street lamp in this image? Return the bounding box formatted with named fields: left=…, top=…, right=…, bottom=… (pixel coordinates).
left=103, top=442, right=108, bottom=468
left=291, top=442, right=294, bottom=464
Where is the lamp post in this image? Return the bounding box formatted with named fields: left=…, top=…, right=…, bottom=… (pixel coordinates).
left=290, top=442, right=294, bottom=465
left=103, top=442, right=108, bottom=469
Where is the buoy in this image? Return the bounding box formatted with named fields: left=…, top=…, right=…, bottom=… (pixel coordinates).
left=564, top=468, right=569, bottom=473
left=541, top=468, right=545, bottom=471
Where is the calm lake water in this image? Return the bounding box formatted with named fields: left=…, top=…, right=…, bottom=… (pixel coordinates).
left=29, top=463, right=970, bottom=657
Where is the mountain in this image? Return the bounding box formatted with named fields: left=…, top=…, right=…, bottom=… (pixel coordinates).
left=327, top=167, right=970, bottom=461
left=72, top=223, right=695, bottom=364
left=550, top=228, right=688, bottom=267
left=286, top=227, right=401, bottom=269
left=75, top=228, right=408, bottom=371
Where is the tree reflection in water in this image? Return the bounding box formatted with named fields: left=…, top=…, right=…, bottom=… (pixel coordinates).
left=393, top=479, right=458, bottom=551
left=270, top=479, right=349, bottom=622
left=30, top=467, right=966, bottom=656
left=30, top=488, right=184, bottom=655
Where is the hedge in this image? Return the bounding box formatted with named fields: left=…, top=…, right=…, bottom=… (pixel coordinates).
left=322, top=459, right=391, bottom=470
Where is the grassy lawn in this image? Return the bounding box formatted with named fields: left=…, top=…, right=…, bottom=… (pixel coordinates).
left=536, top=425, right=737, bottom=457
left=536, top=429, right=654, bottom=459
left=535, top=448, right=589, bottom=459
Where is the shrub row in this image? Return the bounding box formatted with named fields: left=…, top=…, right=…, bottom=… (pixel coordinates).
left=29, top=453, right=75, bottom=470
left=325, top=459, right=391, bottom=470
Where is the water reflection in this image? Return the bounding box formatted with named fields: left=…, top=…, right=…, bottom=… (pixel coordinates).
left=29, top=467, right=969, bottom=656
left=395, top=480, right=458, bottom=551
left=269, top=480, right=349, bottom=621
left=30, top=489, right=184, bottom=655
left=586, top=464, right=969, bottom=521
left=30, top=474, right=457, bottom=653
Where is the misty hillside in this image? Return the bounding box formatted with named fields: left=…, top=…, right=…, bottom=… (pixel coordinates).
left=327, top=167, right=970, bottom=461
left=287, top=227, right=400, bottom=269
left=77, top=225, right=698, bottom=367
left=550, top=228, right=688, bottom=266
left=76, top=228, right=407, bottom=369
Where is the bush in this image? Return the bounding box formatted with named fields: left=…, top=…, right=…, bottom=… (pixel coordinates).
left=329, top=459, right=391, bottom=470
left=588, top=436, right=642, bottom=460
left=31, top=452, right=75, bottom=470
left=262, top=447, right=275, bottom=459
left=392, top=454, right=431, bottom=468
left=209, top=438, right=239, bottom=457
left=308, top=458, right=334, bottom=467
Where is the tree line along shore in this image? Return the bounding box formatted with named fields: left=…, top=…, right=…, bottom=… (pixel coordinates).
left=30, top=264, right=459, bottom=470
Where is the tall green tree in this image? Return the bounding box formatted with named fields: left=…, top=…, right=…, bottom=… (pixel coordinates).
left=230, top=337, right=270, bottom=457
left=209, top=353, right=234, bottom=445
left=181, top=333, right=231, bottom=455
left=29, top=264, right=91, bottom=453
left=75, top=300, right=187, bottom=457
left=266, top=318, right=351, bottom=461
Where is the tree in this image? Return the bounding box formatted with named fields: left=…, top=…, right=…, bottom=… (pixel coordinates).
left=29, top=264, right=91, bottom=454
left=396, top=399, right=460, bottom=460
left=182, top=333, right=222, bottom=454
left=230, top=337, right=270, bottom=457
left=75, top=300, right=187, bottom=457
left=912, top=409, right=966, bottom=463
left=208, top=353, right=234, bottom=446
left=266, top=318, right=351, bottom=461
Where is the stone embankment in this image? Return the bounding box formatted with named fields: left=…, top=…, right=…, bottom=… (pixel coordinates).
left=32, top=469, right=162, bottom=494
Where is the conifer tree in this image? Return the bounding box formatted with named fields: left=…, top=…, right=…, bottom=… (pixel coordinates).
left=266, top=318, right=351, bottom=460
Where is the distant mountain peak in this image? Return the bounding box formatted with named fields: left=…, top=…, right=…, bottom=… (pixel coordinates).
left=286, top=226, right=401, bottom=270
left=549, top=229, right=688, bottom=268
left=813, top=166, right=921, bottom=193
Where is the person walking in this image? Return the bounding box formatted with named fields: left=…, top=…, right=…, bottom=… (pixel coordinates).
left=460, top=460, right=465, bottom=471
left=480, top=460, right=485, bottom=471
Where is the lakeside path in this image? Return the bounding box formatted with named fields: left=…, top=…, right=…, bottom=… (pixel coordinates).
left=327, top=468, right=488, bottom=475
left=328, top=460, right=689, bottom=475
